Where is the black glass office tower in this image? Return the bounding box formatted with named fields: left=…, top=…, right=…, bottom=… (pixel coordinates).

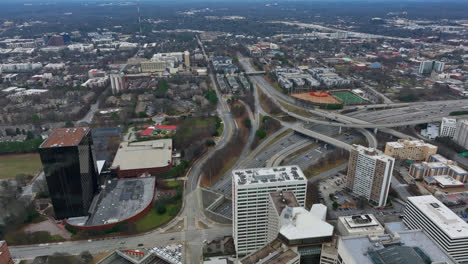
left=39, top=127, right=98, bottom=219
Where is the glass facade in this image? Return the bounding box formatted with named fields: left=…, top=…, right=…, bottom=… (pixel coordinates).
left=39, top=133, right=98, bottom=219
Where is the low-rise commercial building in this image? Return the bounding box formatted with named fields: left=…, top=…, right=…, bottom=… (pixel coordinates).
left=111, top=139, right=173, bottom=178
left=141, top=60, right=166, bottom=73
left=384, top=139, right=437, bottom=161
left=403, top=195, right=468, bottom=263
left=409, top=154, right=468, bottom=183
left=424, top=175, right=465, bottom=188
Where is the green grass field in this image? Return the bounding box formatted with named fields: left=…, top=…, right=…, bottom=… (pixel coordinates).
left=0, top=153, right=42, bottom=179
left=135, top=203, right=181, bottom=233
left=331, top=91, right=368, bottom=105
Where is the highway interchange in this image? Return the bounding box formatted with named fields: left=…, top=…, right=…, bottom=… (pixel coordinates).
left=10, top=41, right=468, bottom=264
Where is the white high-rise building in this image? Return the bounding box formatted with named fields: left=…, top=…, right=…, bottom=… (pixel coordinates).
left=346, top=145, right=394, bottom=207
left=232, top=166, right=307, bottom=256
left=440, top=117, right=457, bottom=138
left=110, top=72, right=124, bottom=94
left=419, top=60, right=445, bottom=74
left=403, top=195, right=468, bottom=263
left=454, top=119, right=468, bottom=149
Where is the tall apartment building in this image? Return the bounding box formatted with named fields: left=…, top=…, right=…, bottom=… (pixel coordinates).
left=419, top=60, right=445, bottom=74
left=184, top=50, right=190, bottom=68
left=39, top=127, right=98, bottom=219
left=232, top=166, right=307, bottom=256
left=454, top=119, right=468, bottom=149
left=440, top=117, right=457, bottom=138
left=110, top=71, right=124, bottom=94
left=267, top=191, right=299, bottom=243
left=384, top=139, right=437, bottom=161
left=403, top=195, right=468, bottom=263
left=242, top=191, right=332, bottom=264
left=346, top=145, right=394, bottom=207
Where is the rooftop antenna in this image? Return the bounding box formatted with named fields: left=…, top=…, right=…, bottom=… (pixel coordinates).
left=137, top=0, right=142, bottom=35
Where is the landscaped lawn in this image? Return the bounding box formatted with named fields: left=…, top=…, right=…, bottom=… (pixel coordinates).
left=135, top=203, right=181, bottom=233
left=0, top=153, right=42, bottom=179
left=166, top=180, right=182, bottom=188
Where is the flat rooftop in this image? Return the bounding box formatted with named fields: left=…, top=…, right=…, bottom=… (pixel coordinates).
left=269, top=191, right=299, bottom=216
left=233, top=165, right=306, bottom=186
left=40, top=127, right=90, bottom=148
left=433, top=175, right=464, bottom=186
left=431, top=154, right=449, bottom=163
left=279, top=207, right=333, bottom=240
left=343, top=214, right=381, bottom=228
left=407, top=195, right=468, bottom=239
left=241, top=239, right=298, bottom=264
left=85, top=177, right=155, bottom=226
left=386, top=139, right=436, bottom=149
left=447, top=164, right=468, bottom=174
left=354, top=145, right=394, bottom=162
left=338, top=214, right=385, bottom=235
left=340, top=230, right=455, bottom=264
left=111, top=139, right=172, bottom=171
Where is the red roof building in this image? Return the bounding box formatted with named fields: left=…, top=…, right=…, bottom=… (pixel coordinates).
left=154, top=125, right=177, bottom=130
left=140, top=125, right=178, bottom=137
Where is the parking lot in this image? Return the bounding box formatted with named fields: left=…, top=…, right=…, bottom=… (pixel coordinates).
left=319, top=173, right=404, bottom=219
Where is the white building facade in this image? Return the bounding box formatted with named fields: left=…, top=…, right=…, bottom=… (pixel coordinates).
left=440, top=117, right=457, bottom=138
left=454, top=119, right=468, bottom=149
left=403, top=195, right=468, bottom=263
left=110, top=72, right=124, bottom=94
left=232, top=166, right=307, bottom=256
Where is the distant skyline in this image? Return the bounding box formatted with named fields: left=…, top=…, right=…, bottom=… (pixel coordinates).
left=0, top=0, right=464, bottom=3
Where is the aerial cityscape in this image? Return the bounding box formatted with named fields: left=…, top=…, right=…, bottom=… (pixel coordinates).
left=0, top=0, right=468, bottom=263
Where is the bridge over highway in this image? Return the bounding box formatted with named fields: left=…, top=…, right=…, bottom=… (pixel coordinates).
left=245, top=71, right=266, bottom=75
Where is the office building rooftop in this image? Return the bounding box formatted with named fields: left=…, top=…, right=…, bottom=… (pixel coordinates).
left=338, top=214, right=385, bottom=236
left=40, top=127, right=90, bottom=148
left=269, top=191, right=299, bottom=216
left=279, top=206, right=333, bottom=241
left=111, top=139, right=172, bottom=171
left=407, top=195, right=468, bottom=239
left=233, top=166, right=306, bottom=186
left=340, top=230, right=455, bottom=264
left=354, top=145, right=394, bottom=161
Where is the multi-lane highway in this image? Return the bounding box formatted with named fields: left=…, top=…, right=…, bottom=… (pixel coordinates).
left=10, top=36, right=236, bottom=264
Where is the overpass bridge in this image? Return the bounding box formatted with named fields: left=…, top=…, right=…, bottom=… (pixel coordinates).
left=245, top=71, right=266, bottom=75
left=290, top=123, right=355, bottom=152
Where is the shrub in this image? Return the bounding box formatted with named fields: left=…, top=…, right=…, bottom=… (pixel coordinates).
left=255, top=129, right=266, bottom=139
left=157, top=204, right=167, bottom=215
